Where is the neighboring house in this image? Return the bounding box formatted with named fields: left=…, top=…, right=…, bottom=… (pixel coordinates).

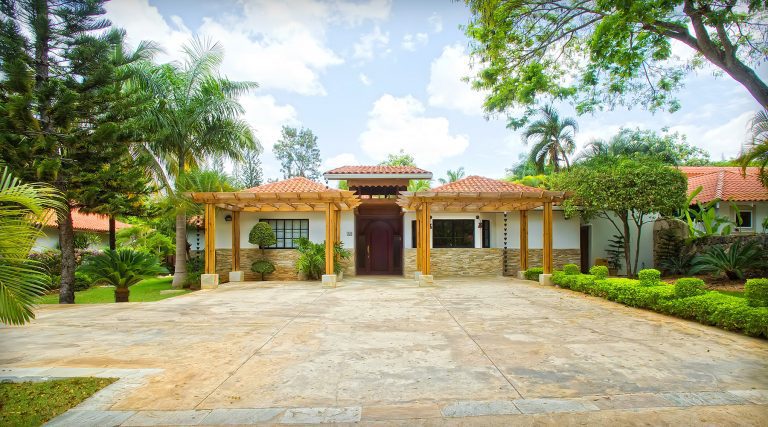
left=35, top=208, right=131, bottom=250
left=188, top=166, right=582, bottom=282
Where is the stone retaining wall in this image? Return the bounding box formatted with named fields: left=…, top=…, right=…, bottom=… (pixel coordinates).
left=403, top=248, right=580, bottom=277
left=213, top=248, right=355, bottom=282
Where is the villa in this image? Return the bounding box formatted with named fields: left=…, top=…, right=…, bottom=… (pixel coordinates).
left=187, top=166, right=582, bottom=286
left=35, top=208, right=131, bottom=250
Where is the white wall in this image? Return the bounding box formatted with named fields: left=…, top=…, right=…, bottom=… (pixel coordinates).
left=721, top=201, right=768, bottom=234
left=587, top=214, right=655, bottom=275
left=33, top=228, right=110, bottom=251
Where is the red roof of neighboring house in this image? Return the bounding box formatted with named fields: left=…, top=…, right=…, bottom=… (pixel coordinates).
left=431, top=175, right=545, bottom=193
left=243, top=176, right=338, bottom=193
left=43, top=208, right=131, bottom=233
left=680, top=167, right=767, bottom=203
left=325, top=165, right=432, bottom=175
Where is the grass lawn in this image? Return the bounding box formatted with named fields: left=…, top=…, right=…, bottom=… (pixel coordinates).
left=0, top=377, right=116, bottom=426
left=38, top=277, right=189, bottom=304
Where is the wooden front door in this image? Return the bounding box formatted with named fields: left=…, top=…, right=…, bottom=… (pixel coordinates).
left=356, top=203, right=403, bottom=275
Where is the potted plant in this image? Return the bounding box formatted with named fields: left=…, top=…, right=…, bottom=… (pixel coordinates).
left=296, top=237, right=324, bottom=280
left=605, top=234, right=624, bottom=276
left=77, top=249, right=167, bottom=302
left=249, top=222, right=276, bottom=281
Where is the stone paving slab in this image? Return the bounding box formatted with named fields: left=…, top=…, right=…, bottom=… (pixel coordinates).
left=122, top=410, right=211, bottom=426
left=200, top=408, right=286, bottom=425
left=512, top=398, right=600, bottom=414
left=441, top=400, right=520, bottom=417
left=44, top=410, right=136, bottom=427
left=279, top=407, right=362, bottom=424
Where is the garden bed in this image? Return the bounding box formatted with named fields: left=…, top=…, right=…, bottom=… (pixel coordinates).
left=38, top=277, right=189, bottom=304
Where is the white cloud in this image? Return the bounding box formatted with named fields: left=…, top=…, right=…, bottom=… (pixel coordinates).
left=360, top=94, right=469, bottom=166
left=427, top=44, right=487, bottom=116
left=359, top=73, right=372, bottom=86
left=353, top=26, right=390, bottom=61
left=401, top=32, right=428, bottom=51
left=239, top=95, right=300, bottom=150
left=669, top=111, right=754, bottom=160
left=428, top=13, right=443, bottom=33
left=334, top=0, right=392, bottom=26
left=322, top=153, right=359, bottom=172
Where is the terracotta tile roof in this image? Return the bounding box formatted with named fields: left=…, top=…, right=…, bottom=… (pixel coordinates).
left=43, top=208, right=132, bottom=233
left=325, top=165, right=432, bottom=175
left=681, top=167, right=767, bottom=203
left=431, top=175, right=545, bottom=193
left=242, top=176, right=338, bottom=193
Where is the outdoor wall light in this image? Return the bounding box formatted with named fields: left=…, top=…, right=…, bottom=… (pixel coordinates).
left=224, top=214, right=232, bottom=222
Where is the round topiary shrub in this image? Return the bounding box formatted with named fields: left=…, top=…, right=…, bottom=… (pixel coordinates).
left=249, top=222, right=277, bottom=249
left=745, top=278, right=768, bottom=307
left=674, top=278, right=706, bottom=298
left=589, top=265, right=608, bottom=280
left=563, top=264, right=580, bottom=276
left=638, top=269, right=661, bottom=286
left=523, top=267, right=544, bottom=281
left=251, top=259, right=276, bottom=281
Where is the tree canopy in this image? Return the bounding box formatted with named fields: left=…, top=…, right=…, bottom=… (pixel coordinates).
left=273, top=126, right=322, bottom=180
left=576, top=127, right=711, bottom=165
left=465, top=0, right=768, bottom=126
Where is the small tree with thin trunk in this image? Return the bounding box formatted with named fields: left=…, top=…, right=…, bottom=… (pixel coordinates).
left=551, top=156, right=687, bottom=277
left=249, top=222, right=276, bottom=280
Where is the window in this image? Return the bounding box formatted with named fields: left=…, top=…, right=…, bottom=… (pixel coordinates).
left=259, top=219, right=309, bottom=249
left=482, top=220, right=491, bottom=248
left=433, top=219, right=474, bottom=248
left=737, top=208, right=754, bottom=229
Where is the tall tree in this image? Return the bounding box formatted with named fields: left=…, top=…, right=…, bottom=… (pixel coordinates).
left=739, top=109, right=768, bottom=187
left=522, top=105, right=578, bottom=172
left=577, top=128, right=711, bottom=165
left=233, top=147, right=263, bottom=189
left=132, top=38, right=258, bottom=288
left=273, top=126, right=322, bottom=180
left=438, top=167, right=466, bottom=185
left=379, top=150, right=416, bottom=167
left=0, top=165, right=63, bottom=324
left=0, top=0, right=153, bottom=303
left=465, top=0, right=768, bottom=126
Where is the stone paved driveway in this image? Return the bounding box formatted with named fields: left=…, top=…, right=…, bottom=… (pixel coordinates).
left=1, top=277, right=767, bottom=425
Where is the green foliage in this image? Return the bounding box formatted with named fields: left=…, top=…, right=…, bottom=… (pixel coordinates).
left=116, top=225, right=175, bottom=260
left=232, top=148, right=263, bottom=189
left=674, top=278, right=706, bottom=299
left=77, top=249, right=167, bottom=290
left=379, top=150, right=416, bottom=166
left=295, top=237, right=325, bottom=280
left=523, top=267, right=543, bottom=281
left=509, top=174, right=550, bottom=189
left=576, top=128, right=710, bottom=166
left=407, top=180, right=431, bottom=192
left=605, top=234, right=625, bottom=272
left=737, top=110, right=768, bottom=188
left=464, top=0, right=767, bottom=123
left=273, top=126, right=322, bottom=180
left=657, top=293, right=768, bottom=337
left=72, top=233, right=101, bottom=250
left=656, top=227, right=693, bottom=275
left=0, top=165, right=64, bottom=325
left=438, top=167, right=466, bottom=185
left=589, top=265, right=608, bottom=280
left=563, top=264, right=580, bottom=275
left=521, top=105, right=578, bottom=172
left=249, top=222, right=277, bottom=249
left=745, top=279, right=768, bottom=308
left=690, top=240, right=766, bottom=280
left=680, top=187, right=739, bottom=238
left=637, top=269, right=661, bottom=287
left=251, top=260, right=276, bottom=281
left=38, top=277, right=187, bottom=304
left=552, top=156, right=687, bottom=276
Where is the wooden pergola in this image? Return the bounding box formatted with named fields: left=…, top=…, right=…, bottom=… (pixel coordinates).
left=397, top=190, right=567, bottom=276
left=187, top=190, right=361, bottom=277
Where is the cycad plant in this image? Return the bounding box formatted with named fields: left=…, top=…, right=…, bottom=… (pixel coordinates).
left=689, top=240, right=766, bottom=280
left=0, top=166, right=63, bottom=324
left=78, top=250, right=168, bottom=302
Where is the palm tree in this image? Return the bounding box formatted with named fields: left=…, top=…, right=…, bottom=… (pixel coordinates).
left=738, top=109, right=768, bottom=188
left=407, top=180, right=431, bottom=192
left=521, top=105, right=578, bottom=172
left=132, top=38, right=259, bottom=288
left=438, top=167, right=465, bottom=184
left=0, top=165, right=63, bottom=325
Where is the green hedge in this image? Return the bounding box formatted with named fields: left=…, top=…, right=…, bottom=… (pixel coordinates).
left=563, top=264, right=580, bottom=276
left=589, top=265, right=608, bottom=280
left=638, top=269, right=661, bottom=287
left=551, top=271, right=768, bottom=338
left=745, top=279, right=768, bottom=307
left=523, top=267, right=543, bottom=281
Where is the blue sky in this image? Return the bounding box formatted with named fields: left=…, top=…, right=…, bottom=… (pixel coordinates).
left=106, top=0, right=764, bottom=183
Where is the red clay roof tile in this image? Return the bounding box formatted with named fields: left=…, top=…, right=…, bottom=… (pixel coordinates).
left=324, top=165, right=431, bottom=175
left=43, top=208, right=131, bottom=233
left=242, top=176, right=337, bottom=193
left=681, top=167, right=767, bottom=203
left=431, top=175, right=545, bottom=193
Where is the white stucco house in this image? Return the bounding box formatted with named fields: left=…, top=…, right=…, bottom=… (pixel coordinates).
left=35, top=208, right=131, bottom=250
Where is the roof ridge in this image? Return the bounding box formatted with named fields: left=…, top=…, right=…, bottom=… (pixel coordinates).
left=715, top=170, right=725, bottom=199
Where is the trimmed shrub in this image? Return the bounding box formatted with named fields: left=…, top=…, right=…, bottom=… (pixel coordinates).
left=638, top=269, right=661, bottom=287
left=674, top=278, right=706, bottom=299
left=745, top=279, right=768, bottom=307
left=657, top=293, right=768, bottom=337
left=589, top=265, right=608, bottom=280
left=251, top=260, right=276, bottom=281
left=523, top=267, right=544, bottom=281
left=552, top=270, right=567, bottom=286
left=563, top=264, right=580, bottom=276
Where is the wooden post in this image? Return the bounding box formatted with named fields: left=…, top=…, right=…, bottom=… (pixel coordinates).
left=423, top=202, right=431, bottom=275
left=204, top=204, right=216, bottom=274
left=325, top=202, right=335, bottom=275
left=415, top=206, right=422, bottom=272
left=231, top=210, right=240, bottom=272
left=334, top=209, right=341, bottom=243
left=543, top=202, right=553, bottom=274
left=519, top=210, right=528, bottom=271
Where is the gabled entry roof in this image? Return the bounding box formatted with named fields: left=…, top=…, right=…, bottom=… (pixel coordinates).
left=398, top=175, right=566, bottom=212
left=324, top=165, right=433, bottom=180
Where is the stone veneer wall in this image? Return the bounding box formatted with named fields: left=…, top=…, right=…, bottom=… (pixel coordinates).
left=403, top=248, right=580, bottom=277
left=213, top=248, right=355, bottom=282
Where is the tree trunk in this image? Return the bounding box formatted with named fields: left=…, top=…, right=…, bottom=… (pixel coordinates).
left=115, top=287, right=129, bottom=303
left=109, top=216, right=116, bottom=251
left=172, top=211, right=188, bottom=288
left=58, top=206, right=76, bottom=304
left=633, top=224, right=643, bottom=277
left=620, top=215, right=633, bottom=277
left=718, top=60, right=768, bottom=110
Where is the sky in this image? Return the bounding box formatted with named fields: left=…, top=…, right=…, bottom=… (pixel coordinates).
left=105, top=0, right=765, bottom=184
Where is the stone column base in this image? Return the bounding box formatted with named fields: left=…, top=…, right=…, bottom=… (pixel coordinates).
left=414, top=271, right=422, bottom=281
left=322, top=274, right=337, bottom=288
left=418, top=274, right=434, bottom=287
left=539, top=273, right=553, bottom=286
left=229, top=271, right=244, bottom=282
left=201, top=274, right=219, bottom=289
left=517, top=271, right=526, bottom=280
